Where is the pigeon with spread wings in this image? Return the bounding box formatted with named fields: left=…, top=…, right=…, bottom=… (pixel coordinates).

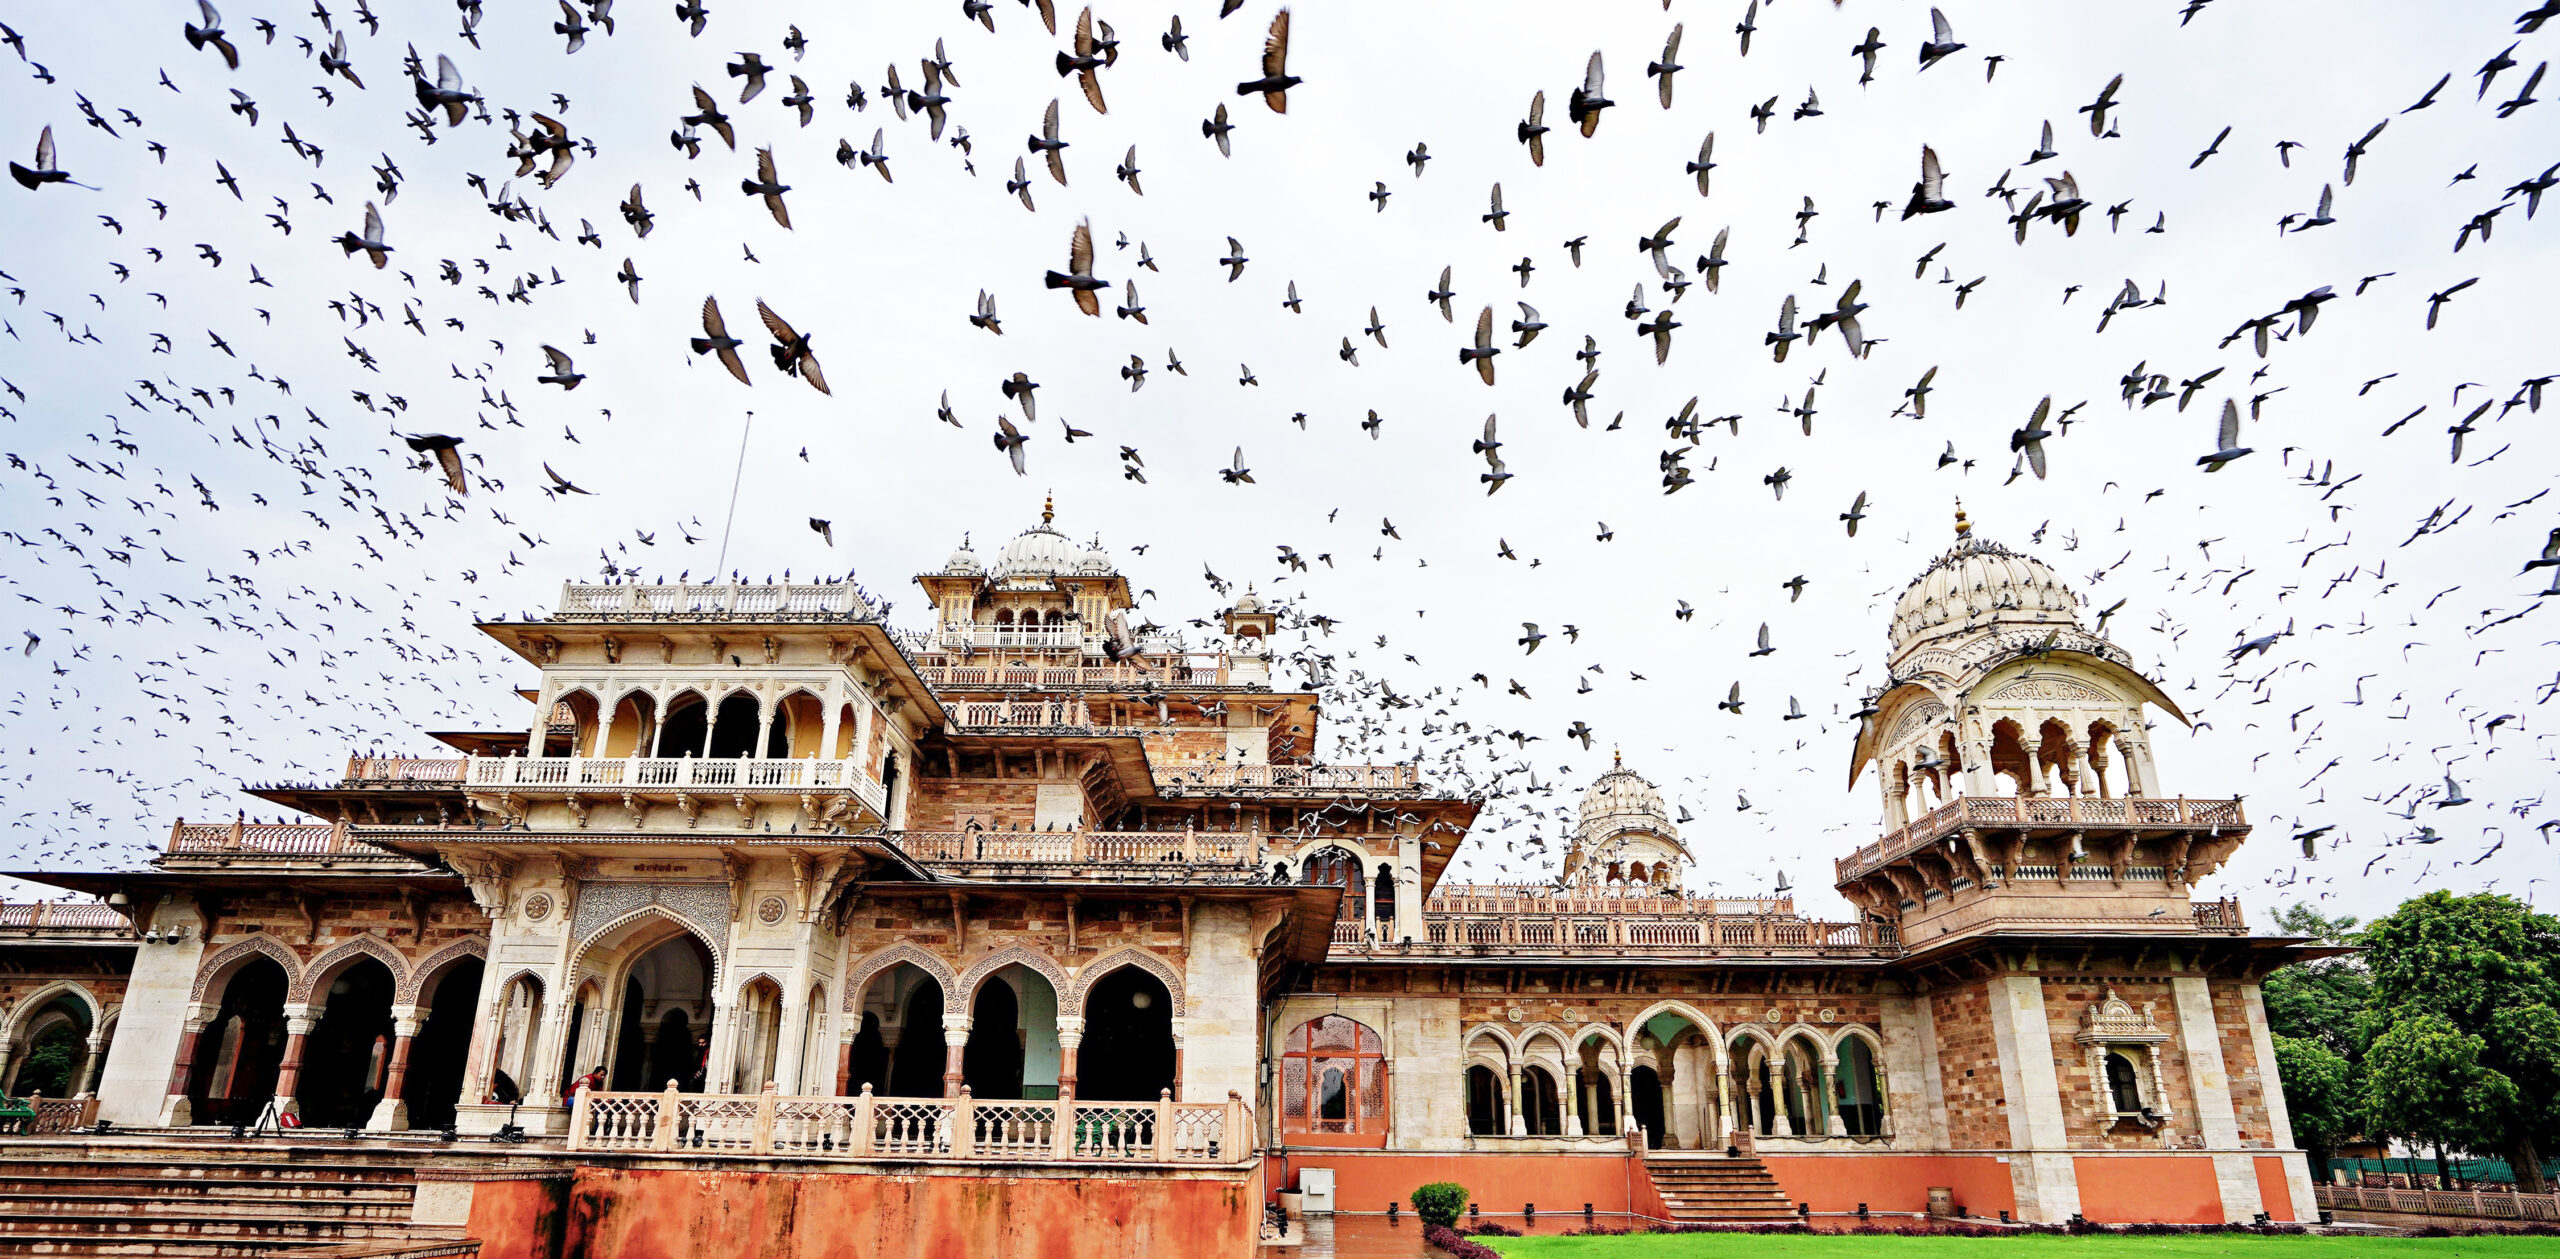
left=1568, top=51, right=1613, bottom=136
left=1458, top=305, right=1501, bottom=385
left=1061, top=7, right=1110, bottom=113
left=1044, top=219, right=1107, bottom=316
left=1236, top=9, right=1299, bottom=113
left=690, top=296, right=751, bottom=384
left=403, top=433, right=468, bottom=495
left=742, top=146, right=791, bottom=228
left=758, top=300, right=830, bottom=394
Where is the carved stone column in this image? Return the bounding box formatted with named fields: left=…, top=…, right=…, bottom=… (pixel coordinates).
left=272, top=1007, right=319, bottom=1117
left=941, top=1014, right=970, bottom=1098
left=1506, top=1063, right=1526, bottom=1136
left=370, top=1007, right=425, bottom=1131
left=1055, top=1015, right=1085, bottom=1100
left=1821, top=1055, right=1847, bottom=1136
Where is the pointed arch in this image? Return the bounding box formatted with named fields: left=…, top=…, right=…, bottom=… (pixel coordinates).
left=190, top=933, right=304, bottom=1004
left=1723, top=1022, right=1783, bottom=1058
left=0, top=980, right=104, bottom=1046
left=1463, top=1023, right=1516, bottom=1064
left=1069, top=946, right=1185, bottom=1017
left=731, top=969, right=789, bottom=1003
left=1774, top=1021, right=1833, bottom=1059
left=1570, top=1023, right=1626, bottom=1061
left=1829, top=1023, right=1886, bottom=1058
left=1627, top=999, right=1723, bottom=1053
left=400, top=936, right=489, bottom=1005
left=842, top=943, right=959, bottom=1014
left=293, top=933, right=411, bottom=1004
left=1514, top=1022, right=1572, bottom=1061
left=569, top=905, right=729, bottom=994
left=951, top=944, right=1068, bottom=1018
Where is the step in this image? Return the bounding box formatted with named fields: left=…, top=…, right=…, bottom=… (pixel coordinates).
left=0, top=1177, right=411, bottom=1203
left=0, top=1193, right=413, bottom=1221
left=0, top=1213, right=413, bottom=1242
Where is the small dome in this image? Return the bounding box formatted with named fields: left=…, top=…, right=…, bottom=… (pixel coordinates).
left=1076, top=534, right=1115, bottom=574
left=1578, top=762, right=1670, bottom=837
left=1231, top=587, right=1264, bottom=614
left=1889, top=505, right=2080, bottom=657
left=943, top=535, right=982, bottom=574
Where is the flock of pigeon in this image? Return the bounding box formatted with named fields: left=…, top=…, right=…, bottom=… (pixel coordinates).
left=0, top=0, right=2553, bottom=913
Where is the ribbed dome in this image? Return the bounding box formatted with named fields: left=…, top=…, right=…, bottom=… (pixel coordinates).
left=1576, top=762, right=1670, bottom=841
left=990, top=523, right=1081, bottom=579
left=1231, top=587, right=1264, bottom=614
left=1075, top=535, right=1115, bottom=574
left=1889, top=507, right=2080, bottom=656
left=943, top=535, right=982, bottom=574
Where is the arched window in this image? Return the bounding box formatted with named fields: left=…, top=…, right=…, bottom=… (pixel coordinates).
left=1300, top=846, right=1364, bottom=923
left=1520, top=1066, right=1563, bottom=1136
left=2106, top=1051, right=2145, bottom=1114
left=1280, top=1016, right=1387, bottom=1145
left=1465, top=1064, right=1507, bottom=1136
left=1371, top=866, right=1396, bottom=923
left=1835, top=1036, right=1884, bottom=1137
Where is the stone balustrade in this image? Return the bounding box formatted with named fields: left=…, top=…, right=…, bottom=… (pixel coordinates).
left=1836, top=795, right=2247, bottom=882
left=915, top=656, right=1233, bottom=691
left=1338, top=912, right=1902, bottom=959
left=896, top=830, right=1262, bottom=869
left=461, top=755, right=887, bottom=814
left=2318, top=1183, right=2560, bottom=1222
left=343, top=755, right=470, bottom=784
left=567, top=1083, right=1251, bottom=1166
left=1151, top=763, right=1420, bottom=796
left=548, top=581, right=885, bottom=621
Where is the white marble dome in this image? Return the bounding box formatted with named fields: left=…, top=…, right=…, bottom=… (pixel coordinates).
left=1231, top=587, right=1264, bottom=614
left=1889, top=509, right=2080, bottom=656
left=1075, top=535, right=1115, bottom=574
left=1575, top=762, right=1671, bottom=841
left=990, top=523, right=1081, bottom=580
left=942, top=536, right=982, bottom=574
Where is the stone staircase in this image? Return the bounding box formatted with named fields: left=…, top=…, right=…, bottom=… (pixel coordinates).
left=0, top=1142, right=449, bottom=1255
left=1642, top=1153, right=1802, bottom=1224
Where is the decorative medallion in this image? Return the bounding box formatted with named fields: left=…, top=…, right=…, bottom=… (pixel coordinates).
left=523, top=893, right=553, bottom=923
left=1764, top=1007, right=1783, bottom=1023
left=1819, top=1008, right=1837, bottom=1024
left=1506, top=1006, right=1524, bottom=1023
left=757, top=896, right=788, bottom=925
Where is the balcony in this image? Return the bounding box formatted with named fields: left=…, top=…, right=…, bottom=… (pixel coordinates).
left=1151, top=763, right=1420, bottom=798
left=547, top=580, right=886, bottom=622
left=894, top=830, right=1263, bottom=880
left=947, top=699, right=1141, bottom=736
left=0, top=903, right=133, bottom=944
left=1336, top=912, right=1900, bottom=960
left=464, top=755, right=888, bottom=817
left=934, top=626, right=1088, bottom=651
left=343, top=755, right=469, bottom=784
left=915, top=655, right=1235, bottom=692
left=568, top=1084, right=1251, bottom=1166
left=1836, top=795, right=2246, bottom=883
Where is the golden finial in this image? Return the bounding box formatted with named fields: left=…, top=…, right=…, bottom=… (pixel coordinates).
left=1041, top=492, right=1055, bottom=526
left=1953, top=498, right=1971, bottom=539
left=1613, top=747, right=1622, bottom=769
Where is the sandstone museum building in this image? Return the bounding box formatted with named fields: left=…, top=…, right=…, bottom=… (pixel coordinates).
left=0, top=506, right=2319, bottom=1255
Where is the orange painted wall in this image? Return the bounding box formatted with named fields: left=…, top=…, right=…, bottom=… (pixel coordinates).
left=1270, top=1151, right=1648, bottom=1217
left=464, top=1176, right=571, bottom=1259
left=2255, top=1155, right=2297, bottom=1222
left=2075, top=1156, right=2223, bottom=1224
left=1760, top=1155, right=2016, bottom=1218
left=471, top=1165, right=1258, bottom=1259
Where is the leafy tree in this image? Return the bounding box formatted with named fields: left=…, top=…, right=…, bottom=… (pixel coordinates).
left=2270, top=1034, right=2356, bottom=1180
left=2357, top=891, right=2560, bottom=1194
left=1409, top=1181, right=1469, bottom=1228
left=2264, top=904, right=2371, bottom=1063
left=9, top=1026, right=81, bottom=1098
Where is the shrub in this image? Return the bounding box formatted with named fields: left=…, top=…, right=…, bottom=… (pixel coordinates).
left=1422, top=1224, right=1500, bottom=1259
left=1410, top=1182, right=1470, bottom=1229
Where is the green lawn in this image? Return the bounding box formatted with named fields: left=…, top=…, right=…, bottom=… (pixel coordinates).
left=1486, top=1235, right=2560, bottom=1258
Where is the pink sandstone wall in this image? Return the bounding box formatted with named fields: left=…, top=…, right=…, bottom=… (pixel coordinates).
left=2255, top=1155, right=2298, bottom=1222
left=1760, top=1154, right=2017, bottom=1218
left=1269, top=1151, right=1651, bottom=1217
left=471, top=1165, right=1260, bottom=1259
left=2074, top=1156, right=2222, bottom=1224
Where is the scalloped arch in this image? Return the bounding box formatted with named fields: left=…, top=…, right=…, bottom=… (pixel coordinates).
left=189, top=934, right=304, bottom=1004
left=293, top=933, right=411, bottom=1004
left=400, top=936, right=489, bottom=1005
left=1068, top=947, right=1185, bottom=1018
left=841, top=943, right=958, bottom=1014
left=567, top=905, right=728, bottom=995
left=950, top=944, right=1069, bottom=1018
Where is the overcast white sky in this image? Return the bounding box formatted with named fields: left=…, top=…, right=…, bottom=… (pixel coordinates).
left=0, top=0, right=2552, bottom=924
